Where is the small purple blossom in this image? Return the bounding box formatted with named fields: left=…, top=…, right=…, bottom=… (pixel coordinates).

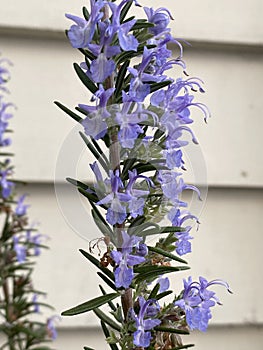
left=165, top=149, right=185, bottom=170
left=111, top=231, right=145, bottom=288
left=97, top=170, right=131, bottom=225
left=90, top=53, right=116, bottom=83
left=32, top=294, right=40, bottom=313
left=0, top=168, right=14, bottom=198
left=175, top=277, right=232, bottom=331
left=47, top=315, right=60, bottom=340
left=158, top=170, right=201, bottom=206
left=126, top=169, right=153, bottom=218
left=0, top=58, right=12, bottom=86
left=26, top=229, right=46, bottom=256
left=132, top=297, right=161, bottom=347
left=156, top=276, right=170, bottom=293
left=13, top=236, right=26, bottom=263
left=15, top=194, right=29, bottom=216
left=109, top=1, right=139, bottom=52
left=168, top=209, right=199, bottom=256
left=0, top=99, right=14, bottom=146
left=65, top=0, right=105, bottom=48
left=144, top=7, right=173, bottom=36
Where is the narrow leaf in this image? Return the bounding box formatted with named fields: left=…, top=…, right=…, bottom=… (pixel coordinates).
left=148, top=283, right=160, bottom=299
left=82, top=7, right=90, bottom=20
left=79, top=132, right=109, bottom=172
left=170, top=345, right=195, bottom=350
left=154, top=326, right=189, bottom=335
left=115, top=60, right=130, bottom=99
left=54, top=101, right=82, bottom=123
left=73, top=63, right=98, bottom=94
left=62, top=293, right=119, bottom=316
left=120, top=1, right=133, bottom=23
left=66, top=177, right=91, bottom=192
left=129, top=222, right=159, bottom=237
left=101, top=322, right=119, bottom=350
left=79, top=249, right=115, bottom=281
left=132, top=21, right=154, bottom=30
left=156, top=290, right=173, bottom=300
left=134, top=265, right=190, bottom=283
left=91, top=137, right=109, bottom=166
left=88, top=199, right=114, bottom=237
left=99, top=284, right=117, bottom=310
left=160, top=226, right=186, bottom=233
left=78, top=187, right=100, bottom=205
left=93, top=308, right=121, bottom=331
left=97, top=272, right=117, bottom=292
left=150, top=80, right=172, bottom=94
left=148, top=246, right=188, bottom=264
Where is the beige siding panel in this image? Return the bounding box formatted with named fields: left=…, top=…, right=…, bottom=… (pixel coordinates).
left=0, top=0, right=263, bottom=45
left=1, top=35, right=262, bottom=186
left=18, top=184, right=263, bottom=327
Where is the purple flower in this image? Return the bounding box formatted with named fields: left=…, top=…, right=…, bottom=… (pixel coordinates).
left=158, top=170, right=201, bottom=206
left=81, top=85, right=115, bottom=139
left=82, top=110, right=108, bottom=140
left=126, top=169, right=153, bottom=218
left=0, top=99, right=14, bottom=146
left=126, top=47, right=166, bottom=102
left=90, top=53, right=116, bottom=83
left=115, top=102, right=148, bottom=148
left=0, top=58, right=12, bottom=86
left=165, top=149, right=185, bottom=170
left=65, top=0, right=105, bottom=48
left=15, top=194, right=29, bottom=216
left=47, top=315, right=60, bottom=340
left=32, top=294, right=40, bottom=313
left=97, top=170, right=131, bottom=225
left=151, top=78, right=209, bottom=125
left=13, top=236, right=26, bottom=263
left=133, top=297, right=161, bottom=347
left=111, top=231, right=146, bottom=288
left=144, top=7, right=173, bottom=36
left=156, top=276, right=170, bottom=293
left=109, top=1, right=139, bottom=52
left=0, top=169, right=14, bottom=199
left=175, top=277, right=232, bottom=331
left=168, top=209, right=199, bottom=256
left=26, top=229, right=46, bottom=256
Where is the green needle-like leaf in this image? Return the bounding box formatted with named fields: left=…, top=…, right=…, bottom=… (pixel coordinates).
left=120, top=1, right=133, bottom=23
left=79, top=249, right=115, bottom=281
left=160, top=226, right=186, bottom=233
left=170, top=345, right=195, bottom=350
left=154, top=326, right=190, bottom=335
left=99, top=285, right=117, bottom=310
left=148, top=283, right=160, bottom=299
left=97, top=272, right=117, bottom=292
left=132, top=21, right=154, bottom=30
left=150, top=80, right=172, bottom=94
left=155, top=290, right=173, bottom=300
left=115, top=60, right=130, bottom=99
left=79, top=132, right=109, bottom=172
left=134, top=265, right=190, bottom=283
left=100, top=322, right=119, bottom=350
left=93, top=308, right=121, bottom=331
left=73, top=63, right=98, bottom=94
left=82, top=7, right=90, bottom=20
left=148, top=246, right=188, bottom=264
left=62, top=293, right=119, bottom=316
left=54, top=101, right=83, bottom=123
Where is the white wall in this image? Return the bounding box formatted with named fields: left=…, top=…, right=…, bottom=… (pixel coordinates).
left=1, top=1, right=263, bottom=349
